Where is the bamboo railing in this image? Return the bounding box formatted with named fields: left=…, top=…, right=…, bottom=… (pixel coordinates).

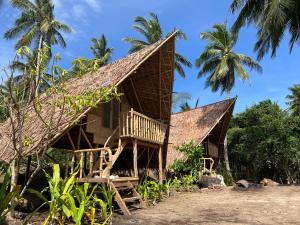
left=120, top=108, right=167, bottom=144
left=66, top=148, right=113, bottom=179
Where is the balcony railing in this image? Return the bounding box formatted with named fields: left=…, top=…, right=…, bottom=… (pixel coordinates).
left=66, top=148, right=112, bottom=181
left=120, top=109, right=167, bottom=144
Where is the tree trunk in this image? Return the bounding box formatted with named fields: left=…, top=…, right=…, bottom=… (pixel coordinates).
left=34, top=35, right=44, bottom=98
left=9, top=157, right=20, bottom=218
left=224, top=90, right=233, bottom=180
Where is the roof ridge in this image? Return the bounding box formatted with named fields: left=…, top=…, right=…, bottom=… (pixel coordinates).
left=172, top=97, right=237, bottom=116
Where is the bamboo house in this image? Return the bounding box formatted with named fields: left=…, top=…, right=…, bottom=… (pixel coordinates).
left=0, top=33, right=176, bottom=215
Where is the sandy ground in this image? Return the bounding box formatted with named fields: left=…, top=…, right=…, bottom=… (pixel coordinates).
left=114, top=186, right=300, bottom=225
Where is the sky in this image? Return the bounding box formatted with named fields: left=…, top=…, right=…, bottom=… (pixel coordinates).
left=0, top=0, right=300, bottom=114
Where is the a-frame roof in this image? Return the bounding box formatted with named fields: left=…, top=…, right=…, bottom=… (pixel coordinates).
left=167, top=98, right=236, bottom=166
left=0, top=33, right=176, bottom=163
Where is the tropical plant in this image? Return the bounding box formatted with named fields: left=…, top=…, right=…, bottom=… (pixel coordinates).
left=27, top=164, right=115, bottom=225
left=172, top=92, right=191, bottom=112
left=196, top=23, right=263, bottom=96
left=138, top=178, right=164, bottom=205
left=94, top=185, right=114, bottom=224
left=286, top=84, right=300, bottom=116
left=0, top=168, right=20, bottom=224
left=179, top=98, right=199, bottom=112
left=5, top=0, right=72, bottom=53
left=228, top=100, right=300, bottom=183
left=196, top=23, right=262, bottom=178
left=179, top=102, right=191, bottom=112
left=180, top=173, right=198, bottom=191
left=123, top=12, right=192, bottom=78
left=91, top=34, right=113, bottom=66
left=169, top=141, right=204, bottom=176
left=231, top=0, right=300, bottom=60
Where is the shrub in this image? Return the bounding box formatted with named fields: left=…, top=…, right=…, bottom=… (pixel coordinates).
left=169, top=141, right=204, bottom=176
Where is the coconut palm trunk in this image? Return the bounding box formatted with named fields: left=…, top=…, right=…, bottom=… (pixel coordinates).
left=224, top=90, right=233, bottom=179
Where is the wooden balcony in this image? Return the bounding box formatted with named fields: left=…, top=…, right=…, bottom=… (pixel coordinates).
left=120, top=109, right=167, bottom=145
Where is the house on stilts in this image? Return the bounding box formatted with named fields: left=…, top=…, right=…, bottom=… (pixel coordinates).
left=0, top=33, right=176, bottom=215
left=167, top=98, right=236, bottom=169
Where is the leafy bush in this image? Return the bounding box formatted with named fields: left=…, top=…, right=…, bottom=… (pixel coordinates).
left=169, top=141, right=204, bottom=176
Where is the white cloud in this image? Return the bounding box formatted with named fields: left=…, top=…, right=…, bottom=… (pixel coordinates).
left=84, top=0, right=102, bottom=12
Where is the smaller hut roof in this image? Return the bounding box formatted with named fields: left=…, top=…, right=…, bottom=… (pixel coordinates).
left=167, top=98, right=236, bottom=166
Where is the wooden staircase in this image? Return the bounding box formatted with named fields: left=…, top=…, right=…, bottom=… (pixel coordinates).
left=110, top=179, right=146, bottom=215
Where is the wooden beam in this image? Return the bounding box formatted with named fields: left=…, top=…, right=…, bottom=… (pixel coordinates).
left=159, top=48, right=162, bottom=120
left=81, top=127, right=93, bottom=149
left=129, top=77, right=143, bottom=114
left=67, top=132, right=76, bottom=150
left=133, top=139, right=138, bottom=178
left=77, top=125, right=82, bottom=150
left=158, top=145, right=163, bottom=184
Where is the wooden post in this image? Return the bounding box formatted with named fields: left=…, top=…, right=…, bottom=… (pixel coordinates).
left=133, top=139, right=138, bottom=178
left=158, top=145, right=163, bottom=184
left=24, top=155, right=32, bottom=186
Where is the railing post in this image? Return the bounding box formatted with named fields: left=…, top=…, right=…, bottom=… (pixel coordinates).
left=89, top=152, right=93, bottom=176
left=80, top=152, right=84, bottom=178
left=130, top=108, right=134, bottom=137
left=99, top=150, right=104, bottom=178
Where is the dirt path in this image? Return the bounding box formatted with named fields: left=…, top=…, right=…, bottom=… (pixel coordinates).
left=114, top=186, right=300, bottom=225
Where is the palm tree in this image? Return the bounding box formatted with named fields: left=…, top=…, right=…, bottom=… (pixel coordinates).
left=5, top=0, right=71, bottom=96
left=5, top=0, right=71, bottom=53
left=123, top=12, right=192, bottom=78
left=230, top=0, right=300, bottom=60
left=197, top=24, right=262, bottom=97
left=90, top=34, right=113, bottom=66
left=196, top=23, right=262, bottom=177
left=286, top=85, right=300, bottom=116
left=179, top=98, right=200, bottom=112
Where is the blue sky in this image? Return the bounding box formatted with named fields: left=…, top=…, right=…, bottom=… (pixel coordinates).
left=0, top=0, right=300, bottom=114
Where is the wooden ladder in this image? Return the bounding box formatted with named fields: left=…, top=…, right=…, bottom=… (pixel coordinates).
left=110, top=180, right=146, bottom=215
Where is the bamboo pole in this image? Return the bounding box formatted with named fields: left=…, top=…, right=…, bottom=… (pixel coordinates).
left=158, top=145, right=163, bottom=184
left=133, top=139, right=138, bottom=178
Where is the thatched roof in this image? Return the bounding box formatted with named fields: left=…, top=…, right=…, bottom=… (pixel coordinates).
left=0, top=32, right=176, bottom=163
left=167, top=98, right=236, bottom=166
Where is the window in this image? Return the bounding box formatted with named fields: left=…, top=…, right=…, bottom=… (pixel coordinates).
left=102, top=100, right=120, bottom=129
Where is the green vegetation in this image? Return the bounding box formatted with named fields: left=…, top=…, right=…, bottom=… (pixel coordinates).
left=123, top=12, right=192, bottom=78
left=5, top=0, right=71, bottom=53
left=27, top=164, right=114, bottom=225
left=0, top=168, right=20, bottom=224
left=196, top=23, right=262, bottom=96
left=231, top=0, right=300, bottom=59
left=169, top=141, right=204, bottom=176
left=228, top=100, right=300, bottom=183
left=91, top=34, right=114, bottom=65
left=287, top=84, right=300, bottom=116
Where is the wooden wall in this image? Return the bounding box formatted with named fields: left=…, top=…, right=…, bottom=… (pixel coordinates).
left=86, top=95, right=130, bottom=145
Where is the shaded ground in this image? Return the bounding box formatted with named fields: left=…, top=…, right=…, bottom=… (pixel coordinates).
left=114, top=186, right=300, bottom=225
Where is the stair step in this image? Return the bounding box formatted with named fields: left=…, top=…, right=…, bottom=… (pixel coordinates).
left=122, top=196, right=141, bottom=202
left=116, top=186, right=133, bottom=191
